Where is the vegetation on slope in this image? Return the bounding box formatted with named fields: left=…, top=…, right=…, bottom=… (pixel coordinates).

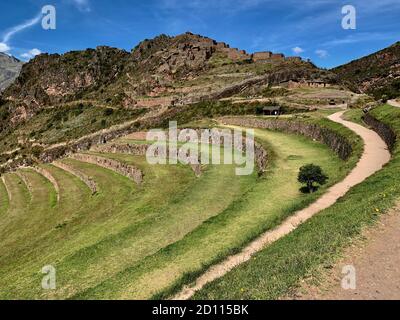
left=194, top=104, right=400, bottom=300
left=333, top=42, right=400, bottom=99
left=0, top=112, right=352, bottom=299
left=75, top=122, right=354, bottom=299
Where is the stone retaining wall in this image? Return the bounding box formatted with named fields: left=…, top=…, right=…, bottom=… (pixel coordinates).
left=1, top=176, right=12, bottom=201
left=93, top=143, right=202, bottom=176
left=363, top=113, right=397, bottom=152
left=93, top=129, right=269, bottom=175
left=16, top=171, right=33, bottom=195
left=92, top=143, right=149, bottom=156
left=30, top=166, right=60, bottom=202
left=220, top=117, right=353, bottom=160
left=254, top=142, right=268, bottom=174
left=53, top=161, right=97, bottom=195
left=70, top=154, right=143, bottom=185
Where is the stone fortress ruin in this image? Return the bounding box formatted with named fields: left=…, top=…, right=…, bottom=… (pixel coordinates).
left=178, top=32, right=302, bottom=65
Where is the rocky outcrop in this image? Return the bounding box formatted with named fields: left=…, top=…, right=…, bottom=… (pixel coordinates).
left=3, top=46, right=129, bottom=122
left=53, top=161, right=97, bottom=195
left=363, top=113, right=396, bottom=152
left=69, top=153, right=143, bottom=185
left=220, top=117, right=353, bottom=160
left=0, top=156, right=35, bottom=174
left=192, top=67, right=327, bottom=103
left=1, top=32, right=329, bottom=127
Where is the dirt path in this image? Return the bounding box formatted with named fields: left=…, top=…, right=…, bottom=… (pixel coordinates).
left=292, top=204, right=400, bottom=300
left=172, top=111, right=391, bottom=300
left=388, top=99, right=400, bottom=108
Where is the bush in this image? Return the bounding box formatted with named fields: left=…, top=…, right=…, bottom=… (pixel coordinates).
left=298, top=164, right=328, bottom=193
left=31, top=146, right=44, bottom=158
left=103, top=108, right=114, bottom=116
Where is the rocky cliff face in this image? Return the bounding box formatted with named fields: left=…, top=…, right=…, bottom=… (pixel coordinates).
left=0, top=53, right=23, bottom=91
left=1, top=32, right=331, bottom=126
left=3, top=46, right=128, bottom=110
left=333, top=41, right=400, bottom=99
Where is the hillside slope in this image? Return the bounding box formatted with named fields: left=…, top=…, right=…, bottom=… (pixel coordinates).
left=0, top=53, right=23, bottom=91
left=1, top=33, right=333, bottom=126
left=333, top=42, right=400, bottom=99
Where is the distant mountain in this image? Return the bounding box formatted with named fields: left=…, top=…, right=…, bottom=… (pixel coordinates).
left=333, top=41, right=400, bottom=99
left=0, top=53, right=23, bottom=91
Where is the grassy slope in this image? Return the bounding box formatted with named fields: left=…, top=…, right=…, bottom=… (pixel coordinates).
left=0, top=150, right=251, bottom=299
left=0, top=112, right=358, bottom=300
left=194, top=104, right=400, bottom=300
left=0, top=177, right=10, bottom=214
left=74, top=127, right=347, bottom=300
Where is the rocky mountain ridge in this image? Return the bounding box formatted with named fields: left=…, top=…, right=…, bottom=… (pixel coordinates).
left=1, top=32, right=331, bottom=125
left=333, top=41, right=400, bottom=99
left=0, top=53, right=23, bottom=91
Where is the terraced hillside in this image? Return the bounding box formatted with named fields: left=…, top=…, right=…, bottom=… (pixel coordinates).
left=0, top=112, right=355, bottom=299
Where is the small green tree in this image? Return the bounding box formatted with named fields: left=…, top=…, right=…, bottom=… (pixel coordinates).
left=298, top=164, right=328, bottom=193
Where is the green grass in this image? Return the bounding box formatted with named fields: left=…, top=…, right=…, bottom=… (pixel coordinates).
left=0, top=113, right=359, bottom=300
left=0, top=149, right=251, bottom=299
left=194, top=104, right=400, bottom=300
left=342, top=108, right=365, bottom=125
left=73, top=127, right=349, bottom=300
left=0, top=178, right=10, bottom=214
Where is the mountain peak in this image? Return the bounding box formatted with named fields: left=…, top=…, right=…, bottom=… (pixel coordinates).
left=0, top=52, right=24, bottom=91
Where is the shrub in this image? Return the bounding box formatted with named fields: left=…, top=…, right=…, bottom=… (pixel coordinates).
left=298, top=164, right=328, bottom=193
left=103, top=108, right=114, bottom=116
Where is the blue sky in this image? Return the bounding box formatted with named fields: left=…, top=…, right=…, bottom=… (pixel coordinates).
left=0, top=0, right=399, bottom=68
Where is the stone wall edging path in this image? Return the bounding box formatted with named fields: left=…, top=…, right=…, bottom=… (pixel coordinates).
left=172, top=111, right=391, bottom=300
left=219, top=116, right=353, bottom=161
left=363, top=113, right=396, bottom=152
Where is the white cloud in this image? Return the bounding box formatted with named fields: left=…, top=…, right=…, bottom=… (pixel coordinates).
left=70, top=0, right=91, bottom=12
left=292, top=46, right=304, bottom=54
left=2, top=14, right=42, bottom=44
left=20, top=48, right=42, bottom=60
left=0, top=42, right=10, bottom=53
left=315, top=49, right=328, bottom=58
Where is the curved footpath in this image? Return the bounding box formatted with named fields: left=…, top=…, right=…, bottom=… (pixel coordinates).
left=388, top=100, right=400, bottom=108
left=173, top=111, right=391, bottom=300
